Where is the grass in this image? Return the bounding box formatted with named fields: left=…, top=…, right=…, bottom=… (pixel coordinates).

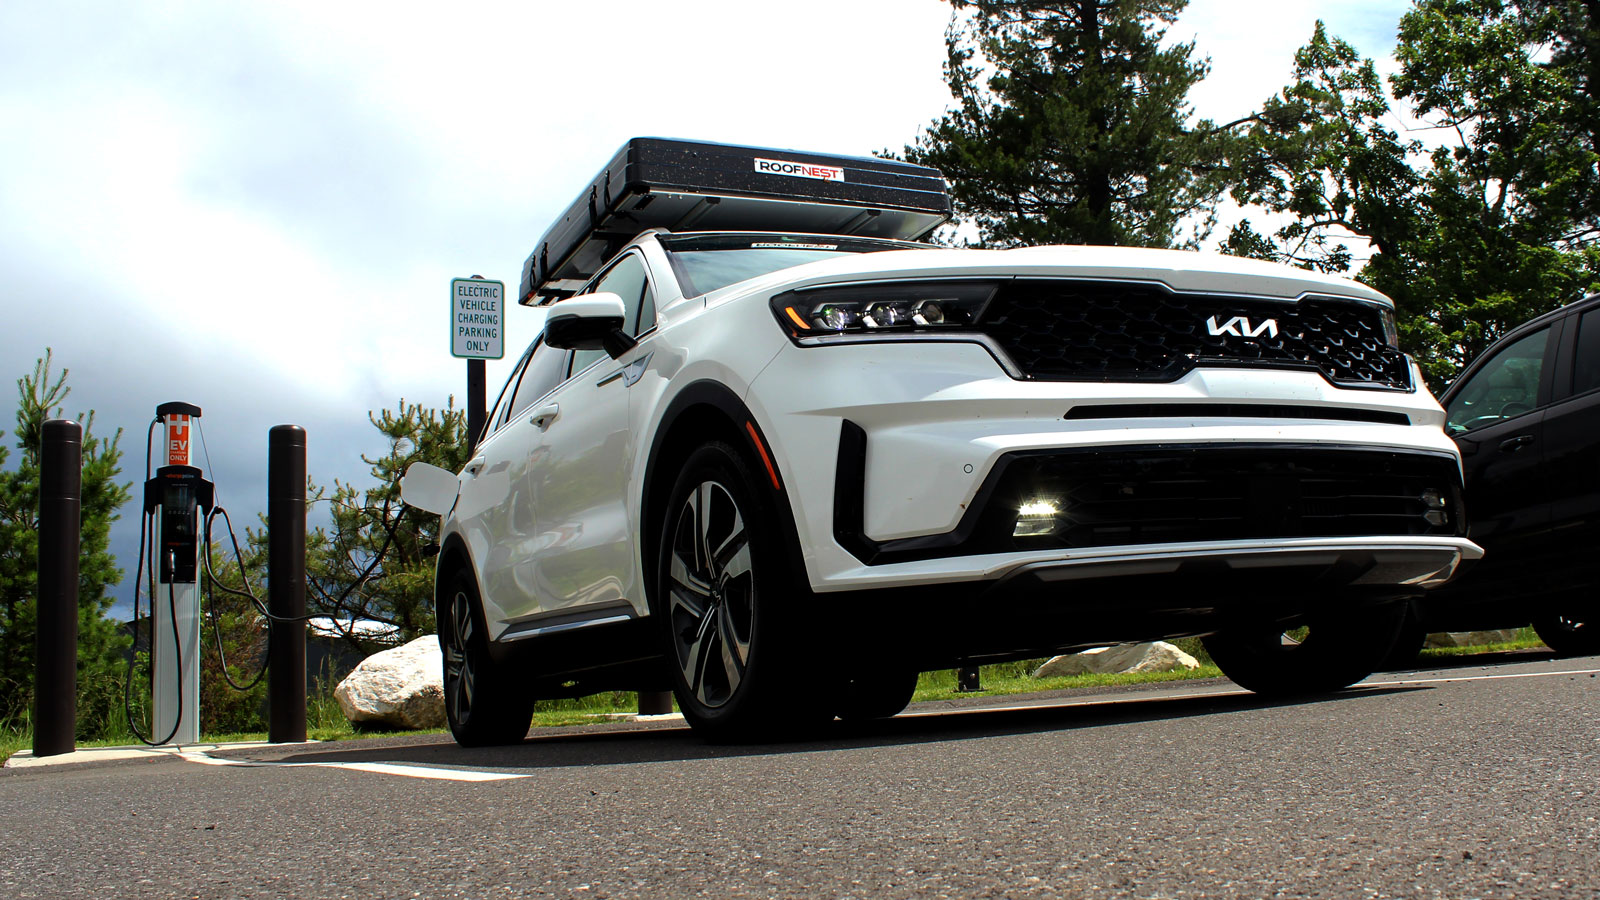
left=912, top=639, right=1223, bottom=703
left=913, top=661, right=1225, bottom=703
left=528, top=692, right=658, bottom=728
left=0, top=686, right=651, bottom=762
left=1417, top=625, right=1545, bottom=659
left=206, top=684, right=651, bottom=741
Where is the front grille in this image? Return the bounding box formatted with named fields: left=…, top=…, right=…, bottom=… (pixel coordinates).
left=968, top=446, right=1463, bottom=555
left=976, top=280, right=1412, bottom=390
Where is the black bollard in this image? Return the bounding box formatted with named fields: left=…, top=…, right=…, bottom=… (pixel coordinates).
left=467, top=358, right=486, bottom=457
left=268, top=425, right=307, bottom=743
left=34, top=420, right=81, bottom=757
left=955, top=666, right=982, bottom=693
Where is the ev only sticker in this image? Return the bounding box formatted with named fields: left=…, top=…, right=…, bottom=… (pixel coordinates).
left=754, top=158, right=846, bottom=182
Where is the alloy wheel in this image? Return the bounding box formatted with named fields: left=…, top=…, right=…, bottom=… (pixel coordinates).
left=665, top=480, right=755, bottom=709
left=443, top=589, right=476, bottom=726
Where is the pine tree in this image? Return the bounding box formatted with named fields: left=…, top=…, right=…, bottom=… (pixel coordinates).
left=905, top=0, right=1235, bottom=248
left=0, top=350, right=132, bottom=737
left=211, top=399, right=469, bottom=657
left=308, top=399, right=471, bottom=647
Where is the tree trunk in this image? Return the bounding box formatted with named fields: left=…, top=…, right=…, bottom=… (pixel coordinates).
left=1078, top=0, right=1116, bottom=243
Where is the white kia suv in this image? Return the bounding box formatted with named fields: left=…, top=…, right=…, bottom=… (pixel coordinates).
left=403, top=139, right=1481, bottom=743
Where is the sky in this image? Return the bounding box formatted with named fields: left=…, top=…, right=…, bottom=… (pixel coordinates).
left=0, top=0, right=1417, bottom=616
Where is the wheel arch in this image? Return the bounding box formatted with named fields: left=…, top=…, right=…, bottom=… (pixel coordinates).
left=433, top=536, right=480, bottom=641
left=434, top=534, right=532, bottom=667
left=640, top=380, right=809, bottom=614
left=435, top=533, right=475, bottom=600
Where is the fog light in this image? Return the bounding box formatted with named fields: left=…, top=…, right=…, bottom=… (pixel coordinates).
left=1014, top=499, right=1060, bottom=537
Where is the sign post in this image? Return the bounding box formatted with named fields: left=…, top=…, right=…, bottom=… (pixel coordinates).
left=451, top=276, right=505, bottom=455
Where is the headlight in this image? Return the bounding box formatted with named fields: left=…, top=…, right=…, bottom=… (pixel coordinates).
left=771, top=281, right=998, bottom=340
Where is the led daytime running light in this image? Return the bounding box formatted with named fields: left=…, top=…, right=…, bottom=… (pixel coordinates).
left=772, top=281, right=998, bottom=340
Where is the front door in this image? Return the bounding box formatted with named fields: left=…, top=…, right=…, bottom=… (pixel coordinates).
left=457, top=337, right=572, bottom=628
left=525, top=251, right=659, bottom=618
left=1444, top=325, right=1557, bottom=582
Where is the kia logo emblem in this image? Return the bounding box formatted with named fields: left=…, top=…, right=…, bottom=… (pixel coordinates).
left=1206, top=315, right=1279, bottom=339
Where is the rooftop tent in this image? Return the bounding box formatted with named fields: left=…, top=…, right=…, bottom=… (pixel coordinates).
left=518, top=138, right=952, bottom=305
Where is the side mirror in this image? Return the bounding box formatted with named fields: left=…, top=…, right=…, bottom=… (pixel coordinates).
left=400, top=462, right=460, bottom=516
left=544, top=292, right=638, bottom=359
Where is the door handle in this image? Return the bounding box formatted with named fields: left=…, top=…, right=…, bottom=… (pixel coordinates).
left=464, top=456, right=487, bottom=476
left=1498, top=434, right=1534, bottom=453
left=530, top=403, right=560, bottom=428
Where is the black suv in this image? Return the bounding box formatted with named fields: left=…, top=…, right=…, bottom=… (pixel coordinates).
left=1404, top=293, right=1600, bottom=656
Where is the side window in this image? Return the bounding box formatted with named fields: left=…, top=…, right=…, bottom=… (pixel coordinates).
left=485, top=349, right=532, bottom=434
left=635, top=281, right=657, bottom=337
left=1445, top=327, right=1550, bottom=433
left=506, top=339, right=569, bottom=421
left=571, top=253, right=655, bottom=375
left=1574, top=308, right=1600, bottom=396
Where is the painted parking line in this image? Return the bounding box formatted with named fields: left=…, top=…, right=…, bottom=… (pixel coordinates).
left=179, top=751, right=529, bottom=782
left=1366, top=666, right=1600, bottom=688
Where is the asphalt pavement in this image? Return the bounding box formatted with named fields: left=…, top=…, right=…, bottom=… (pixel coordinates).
left=3, top=650, right=1597, bottom=899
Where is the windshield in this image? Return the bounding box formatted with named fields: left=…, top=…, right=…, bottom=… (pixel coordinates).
left=661, top=234, right=924, bottom=297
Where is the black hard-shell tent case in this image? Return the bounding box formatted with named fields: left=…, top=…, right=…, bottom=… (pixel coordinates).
left=518, top=138, right=952, bottom=305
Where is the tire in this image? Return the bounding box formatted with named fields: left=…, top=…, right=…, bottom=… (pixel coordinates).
left=655, top=441, right=828, bottom=741
left=836, top=668, right=919, bottom=721
left=1377, top=603, right=1428, bottom=670
left=1532, top=612, right=1600, bottom=657
left=1204, top=601, right=1407, bottom=697
left=440, top=570, right=534, bottom=747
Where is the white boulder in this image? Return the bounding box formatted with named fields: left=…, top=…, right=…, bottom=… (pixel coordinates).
left=1032, top=641, right=1201, bottom=679
left=334, top=635, right=446, bottom=729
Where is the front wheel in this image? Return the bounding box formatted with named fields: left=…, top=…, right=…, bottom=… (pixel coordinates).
left=1532, top=612, right=1600, bottom=657
left=440, top=570, right=534, bottom=747
left=656, top=442, right=828, bottom=741
left=1204, top=602, right=1407, bottom=696
left=1377, top=602, right=1428, bottom=670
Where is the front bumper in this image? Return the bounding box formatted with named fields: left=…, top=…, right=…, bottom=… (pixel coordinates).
left=745, top=340, right=1474, bottom=592
left=817, top=535, right=1481, bottom=593
left=830, top=537, right=1481, bottom=669
left=991, top=537, right=1480, bottom=590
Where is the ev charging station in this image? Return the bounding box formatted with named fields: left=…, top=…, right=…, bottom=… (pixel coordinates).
left=144, top=402, right=212, bottom=745
left=31, top=399, right=306, bottom=754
